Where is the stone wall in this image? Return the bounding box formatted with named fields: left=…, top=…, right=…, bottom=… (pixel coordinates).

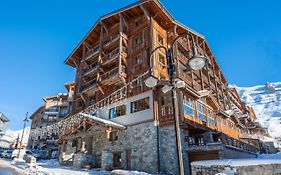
left=159, top=125, right=190, bottom=175
left=221, top=146, right=257, bottom=159
left=191, top=163, right=281, bottom=175
left=82, top=121, right=159, bottom=173
left=109, top=121, right=159, bottom=173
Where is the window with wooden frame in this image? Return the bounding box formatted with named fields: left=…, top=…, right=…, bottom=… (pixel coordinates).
left=183, top=97, right=195, bottom=117
left=161, top=95, right=173, bottom=116
left=72, top=139, right=77, bottom=147
left=109, top=131, right=118, bottom=141
left=133, top=34, right=142, bottom=49
left=197, top=102, right=207, bottom=122
left=158, top=53, right=166, bottom=68
left=131, top=97, right=149, bottom=113
left=132, top=55, right=143, bottom=65
left=157, top=33, right=164, bottom=45
left=109, top=105, right=126, bottom=119
left=206, top=108, right=216, bottom=126
left=134, top=17, right=141, bottom=27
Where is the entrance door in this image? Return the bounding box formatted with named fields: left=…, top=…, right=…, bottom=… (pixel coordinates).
left=188, top=151, right=219, bottom=162
left=113, top=152, right=121, bottom=168
left=126, top=149, right=131, bottom=170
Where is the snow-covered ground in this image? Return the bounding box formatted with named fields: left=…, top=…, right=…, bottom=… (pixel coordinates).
left=236, top=82, right=281, bottom=138
left=192, top=152, right=281, bottom=167
left=0, top=158, right=155, bottom=175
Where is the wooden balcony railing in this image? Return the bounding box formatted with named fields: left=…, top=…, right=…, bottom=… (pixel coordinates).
left=100, top=66, right=125, bottom=82
left=188, top=133, right=259, bottom=153
left=80, top=78, right=98, bottom=92
left=103, top=33, right=120, bottom=47
left=177, top=51, right=188, bottom=63
left=159, top=104, right=174, bottom=124
left=178, top=70, right=192, bottom=86
left=82, top=64, right=99, bottom=75
left=177, top=37, right=189, bottom=51
left=102, top=48, right=120, bottom=65
left=85, top=45, right=99, bottom=60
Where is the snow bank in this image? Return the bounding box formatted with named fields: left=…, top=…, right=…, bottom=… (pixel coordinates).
left=10, top=158, right=46, bottom=175
left=192, top=153, right=281, bottom=167
left=111, top=170, right=151, bottom=175
left=37, top=159, right=60, bottom=167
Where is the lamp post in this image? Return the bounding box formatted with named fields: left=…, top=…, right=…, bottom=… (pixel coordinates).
left=17, top=112, right=29, bottom=159
left=144, top=32, right=208, bottom=175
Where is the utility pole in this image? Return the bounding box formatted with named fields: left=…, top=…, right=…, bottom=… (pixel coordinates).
left=17, top=112, right=29, bottom=159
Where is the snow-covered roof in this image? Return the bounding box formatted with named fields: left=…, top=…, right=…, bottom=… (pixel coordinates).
left=79, top=113, right=126, bottom=129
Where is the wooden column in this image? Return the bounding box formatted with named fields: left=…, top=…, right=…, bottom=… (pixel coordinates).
left=80, top=137, right=86, bottom=152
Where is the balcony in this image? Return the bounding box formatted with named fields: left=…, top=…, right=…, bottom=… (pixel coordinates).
left=103, top=33, right=120, bottom=49
left=177, top=37, right=189, bottom=52
left=100, top=66, right=126, bottom=85
left=101, top=48, right=120, bottom=66
left=187, top=133, right=259, bottom=153
left=44, top=109, right=59, bottom=115
left=177, top=50, right=188, bottom=64
left=159, top=104, right=174, bottom=125
left=85, top=45, right=99, bottom=61
left=178, top=69, right=192, bottom=86
left=83, top=64, right=99, bottom=76
left=80, top=78, right=98, bottom=93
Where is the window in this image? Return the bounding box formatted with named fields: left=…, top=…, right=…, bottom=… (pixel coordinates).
left=72, top=139, right=77, bottom=147
left=183, top=98, right=195, bottom=117
left=133, top=55, right=143, bottom=65
left=134, top=18, right=141, bottom=27
left=48, top=115, right=57, bottom=121
left=207, top=108, right=216, bottom=126
left=133, top=35, right=142, bottom=46
left=109, top=105, right=126, bottom=119
left=197, top=102, right=206, bottom=122
left=157, top=34, right=164, bottom=45
left=161, top=95, right=172, bottom=105
left=158, top=53, right=166, bottom=67
left=131, top=97, right=149, bottom=113
left=109, top=131, right=118, bottom=141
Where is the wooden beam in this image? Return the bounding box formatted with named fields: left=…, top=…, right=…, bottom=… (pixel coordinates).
left=140, top=4, right=150, bottom=22
left=100, top=20, right=108, bottom=35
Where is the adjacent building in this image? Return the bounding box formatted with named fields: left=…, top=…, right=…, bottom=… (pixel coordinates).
left=32, top=0, right=269, bottom=174
left=27, top=83, right=74, bottom=157
left=0, top=112, right=10, bottom=149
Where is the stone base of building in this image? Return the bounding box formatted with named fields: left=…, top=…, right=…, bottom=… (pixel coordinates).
left=192, top=163, right=281, bottom=175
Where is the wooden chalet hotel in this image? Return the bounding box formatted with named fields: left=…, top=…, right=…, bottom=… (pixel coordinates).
left=54, top=0, right=266, bottom=174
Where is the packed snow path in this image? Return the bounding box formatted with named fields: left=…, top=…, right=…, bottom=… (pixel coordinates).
left=0, top=158, right=155, bottom=175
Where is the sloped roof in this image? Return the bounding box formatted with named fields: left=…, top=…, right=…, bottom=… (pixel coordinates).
left=79, top=113, right=126, bottom=129
left=64, top=0, right=204, bottom=67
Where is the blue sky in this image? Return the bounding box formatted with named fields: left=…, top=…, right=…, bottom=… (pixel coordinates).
left=0, top=0, right=280, bottom=130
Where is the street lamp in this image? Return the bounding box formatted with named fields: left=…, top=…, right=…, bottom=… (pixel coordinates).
left=144, top=32, right=208, bottom=175
left=17, top=112, right=29, bottom=159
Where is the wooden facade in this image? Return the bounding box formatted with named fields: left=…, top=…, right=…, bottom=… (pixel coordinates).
left=64, top=0, right=266, bottom=159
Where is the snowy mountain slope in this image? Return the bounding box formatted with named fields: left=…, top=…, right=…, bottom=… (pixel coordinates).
left=236, top=82, right=281, bottom=138
left=2, top=127, right=30, bottom=145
